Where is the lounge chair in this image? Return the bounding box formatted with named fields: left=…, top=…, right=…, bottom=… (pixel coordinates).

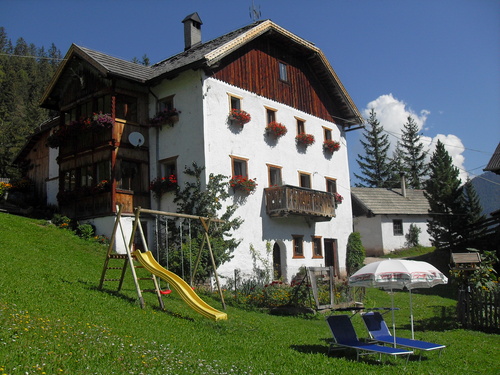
left=326, top=315, right=413, bottom=362
left=362, top=312, right=445, bottom=359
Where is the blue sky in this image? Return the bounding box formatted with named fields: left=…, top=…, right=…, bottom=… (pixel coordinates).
left=2, top=0, right=499, bottom=186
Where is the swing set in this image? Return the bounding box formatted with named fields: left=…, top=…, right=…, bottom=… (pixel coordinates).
left=99, top=205, right=228, bottom=321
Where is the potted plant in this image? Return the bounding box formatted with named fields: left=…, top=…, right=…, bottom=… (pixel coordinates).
left=265, top=121, right=288, bottom=138
left=334, top=192, right=343, bottom=206
left=149, top=175, right=178, bottom=198
left=228, top=109, right=251, bottom=125
left=295, top=133, right=315, bottom=147
left=229, top=175, right=257, bottom=194
left=150, top=108, right=181, bottom=127
left=91, top=112, right=114, bottom=129
left=323, top=139, right=340, bottom=153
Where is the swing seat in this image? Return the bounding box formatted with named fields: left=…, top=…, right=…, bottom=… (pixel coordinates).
left=160, top=290, right=172, bottom=295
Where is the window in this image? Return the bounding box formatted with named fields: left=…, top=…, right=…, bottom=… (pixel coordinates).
left=116, top=94, right=138, bottom=122
left=296, top=118, right=305, bottom=135
left=393, top=219, right=403, bottom=236
left=312, top=236, right=323, bottom=258
left=229, top=95, right=241, bottom=110
left=292, top=235, right=304, bottom=258
left=266, top=107, right=276, bottom=124
left=326, top=178, right=337, bottom=194
left=324, top=127, right=332, bottom=141
left=160, top=156, right=177, bottom=178
left=80, top=165, right=93, bottom=187
left=267, top=164, right=282, bottom=186
left=63, top=169, right=76, bottom=191
left=96, top=161, right=111, bottom=183
left=159, top=95, right=174, bottom=112
left=97, top=95, right=112, bottom=114
left=230, top=156, right=248, bottom=178
left=299, top=172, right=311, bottom=189
left=117, top=160, right=141, bottom=191
left=279, top=62, right=288, bottom=82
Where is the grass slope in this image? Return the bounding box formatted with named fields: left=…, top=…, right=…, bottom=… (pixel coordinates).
left=0, top=213, right=499, bottom=374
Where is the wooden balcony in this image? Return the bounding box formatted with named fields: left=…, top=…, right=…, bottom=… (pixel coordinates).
left=264, top=185, right=336, bottom=222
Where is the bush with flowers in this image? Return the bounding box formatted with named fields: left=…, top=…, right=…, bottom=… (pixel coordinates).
left=228, top=109, right=251, bottom=125
left=150, top=108, right=181, bottom=127
left=149, top=175, right=178, bottom=198
left=295, top=133, right=315, bottom=146
left=229, top=175, right=257, bottom=194
left=323, top=139, right=341, bottom=153
left=265, top=121, right=288, bottom=138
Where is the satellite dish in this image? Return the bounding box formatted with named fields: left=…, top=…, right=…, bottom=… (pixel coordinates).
left=128, top=132, right=145, bottom=147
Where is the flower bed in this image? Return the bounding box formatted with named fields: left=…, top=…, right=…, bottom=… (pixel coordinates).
left=295, top=133, right=315, bottom=146
left=265, top=121, right=288, bottom=138
left=228, top=109, right=251, bottom=125
left=323, top=139, right=340, bottom=153
left=229, top=175, right=257, bottom=194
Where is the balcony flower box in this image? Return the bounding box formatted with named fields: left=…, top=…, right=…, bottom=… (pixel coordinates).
left=295, top=133, right=315, bottom=147
left=150, top=108, right=181, bottom=127
left=229, top=175, right=257, bottom=194
left=323, top=139, right=341, bottom=153
left=149, top=175, right=178, bottom=198
left=228, top=109, right=251, bottom=125
left=334, top=192, right=343, bottom=205
left=91, top=112, right=114, bottom=129
left=265, top=121, right=288, bottom=138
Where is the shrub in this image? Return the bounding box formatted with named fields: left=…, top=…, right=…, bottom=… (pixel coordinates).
left=346, top=232, right=365, bottom=276
left=405, top=223, right=421, bottom=247
left=77, top=223, right=95, bottom=240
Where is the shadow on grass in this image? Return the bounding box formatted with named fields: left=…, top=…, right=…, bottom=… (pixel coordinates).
left=400, top=304, right=458, bottom=332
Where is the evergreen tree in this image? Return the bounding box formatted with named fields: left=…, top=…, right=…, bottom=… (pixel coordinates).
left=400, top=116, right=428, bottom=189
left=458, top=178, right=487, bottom=248
left=346, top=232, right=365, bottom=276
left=424, top=140, right=463, bottom=249
left=355, top=109, right=393, bottom=187
left=389, top=141, right=406, bottom=189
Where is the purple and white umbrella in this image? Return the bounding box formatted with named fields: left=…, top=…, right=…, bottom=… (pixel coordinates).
left=349, top=259, right=448, bottom=341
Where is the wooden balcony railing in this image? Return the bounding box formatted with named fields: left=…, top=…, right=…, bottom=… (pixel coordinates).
left=264, top=185, right=336, bottom=221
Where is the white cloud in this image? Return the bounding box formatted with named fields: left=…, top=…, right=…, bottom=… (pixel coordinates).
left=363, top=94, right=467, bottom=183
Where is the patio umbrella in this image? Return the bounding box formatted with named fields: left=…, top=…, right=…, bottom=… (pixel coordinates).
left=348, top=259, right=448, bottom=344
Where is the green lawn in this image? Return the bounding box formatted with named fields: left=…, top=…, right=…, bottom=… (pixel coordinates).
left=0, top=213, right=499, bottom=374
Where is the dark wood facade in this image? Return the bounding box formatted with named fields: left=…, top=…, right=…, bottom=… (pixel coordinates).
left=212, top=38, right=342, bottom=123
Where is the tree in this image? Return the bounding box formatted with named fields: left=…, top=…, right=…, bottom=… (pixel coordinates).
left=165, top=162, right=243, bottom=283
left=346, top=232, right=365, bottom=276
left=424, top=140, right=463, bottom=249
left=457, top=178, right=487, bottom=249
left=399, top=116, right=428, bottom=189
left=355, top=109, right=394, bottom=187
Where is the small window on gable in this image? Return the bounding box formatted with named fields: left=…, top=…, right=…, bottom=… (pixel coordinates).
left=230, top=156, right=248, bottom=178
left=159, top=95, right=174, bottom=112
left=266, top=107, right=276, bottom=124
left=297, top=118, right=305, bottom=135
left=312, top=236, right=323, bottom=258
left=299, top=172, right=311, bottom=189
left=393, top=219, right=403, bottom=236
left=326, top=178, right=337, bottom=194
left=268, top=164, right=282, bottom=187
left=229, top=95, right=241, bottom=111
left=279, top=62, right=288, bottom=82
left=324, top=127, right=332, bottom=141
left=292, top=235, right=304, bottom=258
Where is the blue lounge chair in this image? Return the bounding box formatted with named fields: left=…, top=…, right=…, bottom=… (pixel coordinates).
left=326, top=315, right=413, bottom=362
left=362, top=312, right=445, bottom=359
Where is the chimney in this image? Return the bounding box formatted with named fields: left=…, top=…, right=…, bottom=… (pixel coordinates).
left=182, top=12, right=203, bottom=50
left=400, top=172, right=407, bottom=198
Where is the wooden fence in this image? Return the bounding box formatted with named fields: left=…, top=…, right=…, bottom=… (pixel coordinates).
left=457, top=286, right=500, bottom=333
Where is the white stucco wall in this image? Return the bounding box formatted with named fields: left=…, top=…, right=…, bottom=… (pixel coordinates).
left=354, top=214, right=432, bottom=256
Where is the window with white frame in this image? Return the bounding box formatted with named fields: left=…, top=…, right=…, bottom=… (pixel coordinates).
left=393, top=219, right=403, bottom=236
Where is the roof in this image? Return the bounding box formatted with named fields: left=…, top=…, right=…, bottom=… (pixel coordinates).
left=484, top=142, right=500, bottom=174
left=40, top=19, right=362, bottom=125
left=351, top=187, right=430, bottom=216
left=13, top=117, right=59, bottom=164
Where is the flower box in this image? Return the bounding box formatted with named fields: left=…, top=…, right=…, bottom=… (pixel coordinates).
left=265, top=121, right=288, bottom=138
left=229, top=175, right=257, bottom=194
left=149, top=175, right=178, bottom=198
left=334, top=192, right=343, bottom=205
left=228, top=109, right=251, bottom=125
left=150, top=109, right=181, bottom=127
left=295, top=133, right=315, bottom=146
left=323, top=140, right=341, bottom=153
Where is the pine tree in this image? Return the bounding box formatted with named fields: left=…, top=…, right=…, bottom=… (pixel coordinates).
left=389, top=141, right=406, bottom=189
left=458, top=178, right=487, bottom=248
left=355, top=109, right=393, bottom=187
left=424, top=140, right=463, bottom=249
left=400, top=116, right=428, bottom=189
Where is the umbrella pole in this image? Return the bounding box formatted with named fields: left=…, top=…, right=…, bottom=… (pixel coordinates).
left=391, top=289, right=396, bottom=348
left=409, top=289, right=414, bottom=340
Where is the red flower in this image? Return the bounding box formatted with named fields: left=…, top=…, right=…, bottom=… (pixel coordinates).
left=229, top=109, right=251, bottom=125
left=295, top=133, right=315, bottom=146
left=266, top=121, right=288, bottom=138
left=323, top=140, right=340, bottom=153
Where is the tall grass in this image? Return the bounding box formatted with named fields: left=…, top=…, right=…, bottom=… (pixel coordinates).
left=0, top=213, right=499, bottom=374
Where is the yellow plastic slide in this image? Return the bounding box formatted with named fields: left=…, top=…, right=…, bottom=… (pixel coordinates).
left=133, top=250, right=227, bottom=321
